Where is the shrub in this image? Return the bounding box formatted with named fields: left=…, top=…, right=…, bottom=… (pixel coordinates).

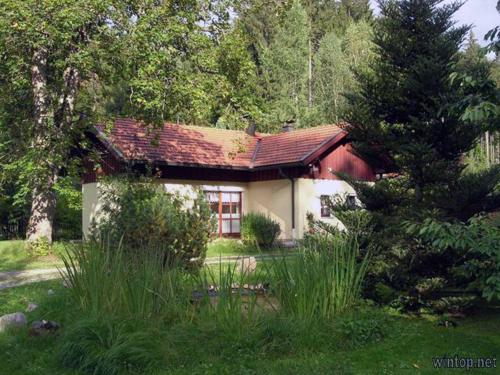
left=241, top=213, right=280, bottom=248
left=405, top=215, right=500, bottom=301
left=339, top=315, right=386, bottom=348
left=267, top=233, right=369, bottom=321
left=53, top=176, right=82, bottom=241
left=92, top=177, right=212, bottom=269
left=26, top=237, right=51, bottom=257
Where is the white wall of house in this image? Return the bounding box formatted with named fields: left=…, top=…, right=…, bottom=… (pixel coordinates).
left=295, top=179, right=357, bottom=238
left=247, top=179, right=294, bottom=239
left=82, top=182, right=103, bottom=239
left=81, top=177, right=358, bottom=241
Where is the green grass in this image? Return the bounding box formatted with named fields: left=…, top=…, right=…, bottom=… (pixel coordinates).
left=0, top=279, right=64, bottom=316
left=1, top=237, right=498, bottom=375
left=0, top=280, right=499, bottom=374
left=0, top=240, right=66, bottom=272
left=206, top=238, right=290, bottom=258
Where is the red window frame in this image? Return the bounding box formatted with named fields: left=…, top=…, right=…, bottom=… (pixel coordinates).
left=205, top=191, right=242, bottom=237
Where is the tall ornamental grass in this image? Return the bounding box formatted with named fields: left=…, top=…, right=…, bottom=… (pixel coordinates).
left=61, top=240, right=191, bottom=320
left=268, top=233, right=369, bottom=320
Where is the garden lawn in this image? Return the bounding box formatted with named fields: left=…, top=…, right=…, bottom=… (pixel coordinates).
left=0, top=280, right=498, bottom=374
left=0, top=240, right=66, bottom=272
left=206, top=238, right=291, bottom=258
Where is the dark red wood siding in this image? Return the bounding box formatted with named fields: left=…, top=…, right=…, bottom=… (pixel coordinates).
left=304, top=141, right=376, bottom=181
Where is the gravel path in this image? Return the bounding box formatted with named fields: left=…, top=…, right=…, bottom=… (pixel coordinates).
left=0, top=253, right=298, bottom=290
left=0, top=268, right=65, bottom=290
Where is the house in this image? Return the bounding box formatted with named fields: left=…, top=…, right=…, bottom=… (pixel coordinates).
left=82, top=118, right=377, bottom=240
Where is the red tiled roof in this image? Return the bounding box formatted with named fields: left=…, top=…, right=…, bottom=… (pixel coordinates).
left=97, top=118, right=345, bottom=169
left=253, top=125, right=345, bottom=167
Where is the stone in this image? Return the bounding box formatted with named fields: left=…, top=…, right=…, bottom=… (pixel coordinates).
left=27, top=303, right=38, bottom=312
left=0, top=312, right=27, bottom=332
left=238, top=256, right=257, bottom=274
left=47, top=289, right=55, bottom=296
left=29, top=320, right=60, bottom=336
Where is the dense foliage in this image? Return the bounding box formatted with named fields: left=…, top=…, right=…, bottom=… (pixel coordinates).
left=315, top=0, right=500, bottom=313
left=241, top=212, right=281, bottom=247
left=91, top=178, right=212, bottom=269
left=406, top=216, right=500, bottom=301
left=0, top=0, right=379, bottom=240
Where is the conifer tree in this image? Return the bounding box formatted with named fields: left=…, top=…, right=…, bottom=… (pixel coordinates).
left=346, top=0, right=479, bottom=207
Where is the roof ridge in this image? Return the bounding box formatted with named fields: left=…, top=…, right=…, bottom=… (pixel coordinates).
left=259, top=124, right=341, bottom=139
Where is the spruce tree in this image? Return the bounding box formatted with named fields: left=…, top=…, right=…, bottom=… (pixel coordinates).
left=346, top=0, right=479, bottom=207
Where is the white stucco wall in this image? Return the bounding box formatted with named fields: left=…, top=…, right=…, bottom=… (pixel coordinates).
left=247, top=179, right=294, bottom=239
left=295, top=179, right=357, bottom=238
left=82, top=177, right=358, bottom=241
left=82, top=182, right=102, bottom=239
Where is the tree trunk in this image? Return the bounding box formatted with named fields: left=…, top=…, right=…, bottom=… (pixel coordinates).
left=27, top=46, right=57, bottom=243
left=26, top=170, right=58, bottom=243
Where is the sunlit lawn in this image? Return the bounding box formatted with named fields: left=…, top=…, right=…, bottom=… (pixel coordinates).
left=0, top=240, right=66, bottom=272
left=206, top=238, right=292, bottom=258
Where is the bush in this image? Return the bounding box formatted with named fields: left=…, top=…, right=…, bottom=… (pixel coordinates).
left=339, top=314, right=386, bottom=348
left=241, top=213, right=280, bottom=248
left=27, top=237, right=52, bottom=257
left=405, top=215, right=500, bottom=301
left=53, top=176, right=82, bottom=241
left=92, top=177, right=212, bottom=269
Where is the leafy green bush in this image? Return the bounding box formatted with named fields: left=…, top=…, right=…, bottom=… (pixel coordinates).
left=92, top=177, right=211, bottom=269
left=267, top=233, right=369, bottom=321
left=26, top=237, right=52, bottom=257
left=405, top=215, right=500, bottom=301
left=339, top=315, right=386, bottom=348
left=241, top=212, right=280, bottom=248
left=53, top=176, right=82, bottom=241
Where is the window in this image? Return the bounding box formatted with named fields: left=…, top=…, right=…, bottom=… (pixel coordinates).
left=320, top=195, right=331, bottom=217
left=204, top=191, right=242, bottom=236
left=346, top=195, right=356, bottom=208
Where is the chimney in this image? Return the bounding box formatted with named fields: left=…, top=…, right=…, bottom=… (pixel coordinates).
left=246, top=122, right=256, bottom=136
left=243, top=114, right=256, bottom=136
left=282, top=119, right=295, bottom=132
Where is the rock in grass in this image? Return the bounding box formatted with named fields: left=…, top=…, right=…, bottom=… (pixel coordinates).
left=29, top=320, right=61, bottom=336
left=47, top=289, right=55, bottom=296
left=27, top=303, right=38, bottom=312
left=238, top=256, right=257, bottom=274
left=0, top=312, right=27, bottom=332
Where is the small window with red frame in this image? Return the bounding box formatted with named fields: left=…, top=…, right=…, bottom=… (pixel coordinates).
left=320, top=195, right=331, bottom=218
